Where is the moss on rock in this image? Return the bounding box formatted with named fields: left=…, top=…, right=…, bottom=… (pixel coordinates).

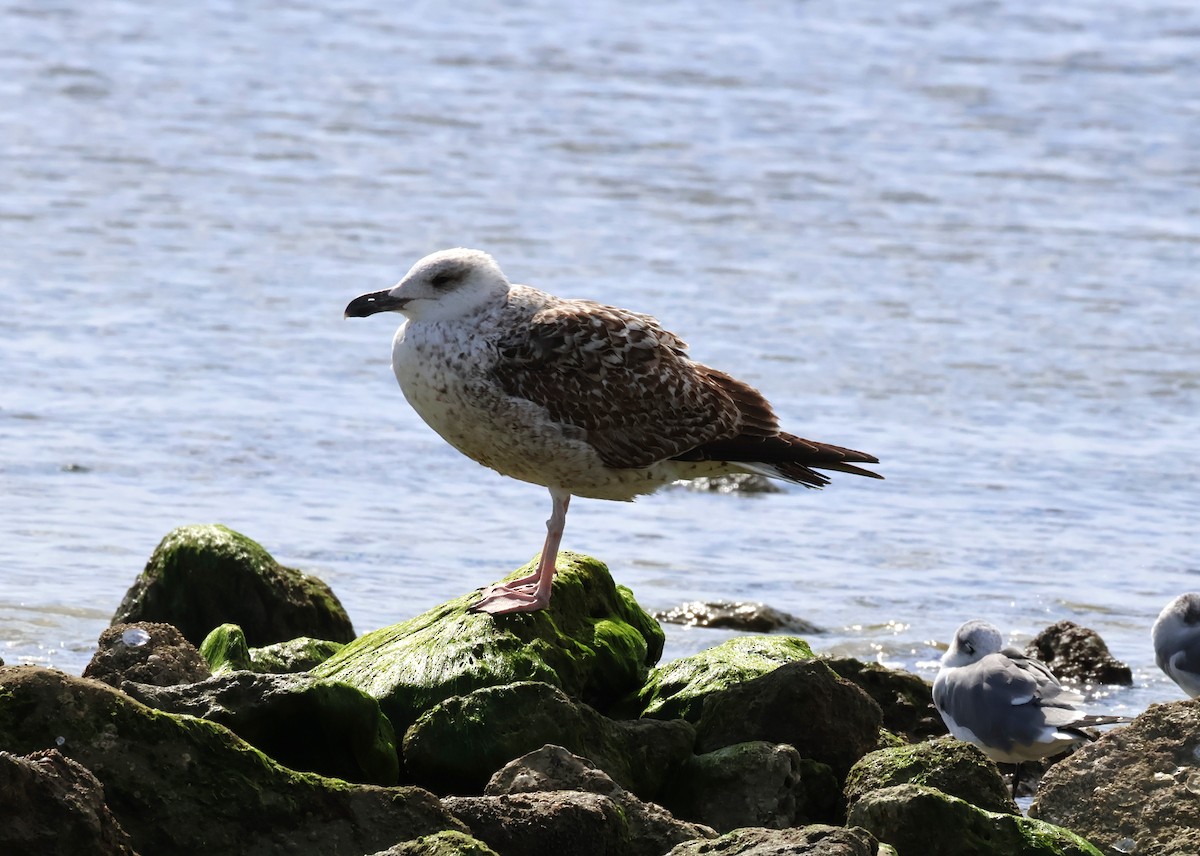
left=200, top=624, right=345, bottom=675
left=315, top=552, right=663, bottom=735
left=0, top=666, right=460, bottom=856
left=849, top=784, right=1102, bottom=856
left=845, top=736, right=1017, bottom=815
left=113, top=525, right=355, bottom=647
left=200, top=623, right=253, bottom=672
left=621, top=635, right=815, bottom=722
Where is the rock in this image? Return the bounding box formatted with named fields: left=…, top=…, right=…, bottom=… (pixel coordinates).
left=82, top=622, right=211, bottom=688
left=654, top=601, right=822, bottom=634
left=315, top=552, right=664, bottom=736
left=1030, top=699, right=1200, bottom=855
left=1024, top=620, right=1132, bottom=686
left=0, top=666, right=463, bottom=856
left=694, top=659, right=883, bottom=779
left=199, top=622, right=253, bottom=672
left=200, top=624, right=345, bottom=674
left=112, top=524, right=355, bottom=647
left=251, top=636, right=345, bottom=673
left=844, top=736, right=1017, bottom=815
left=443, top=792, right=632, bottom=856
left=622, top=635, right=815, bottom=721
left=120, top=670, right=399, bottom=785
left=660, top=741, right=840, bottom=831
left=664, top=824, right=888, bottom=856
left=824, top=657, right=947, bottom=742
left=404, top=681, right=694, bottom=797
left=849, top=784, right=1102, bottom=856
left=368, top=830, right=500, bottom=856
left=0, top=748, right=139, bottom=856
left=674, top=473, right=783, bottom=494
left=485, top=744, right=716, bottom=852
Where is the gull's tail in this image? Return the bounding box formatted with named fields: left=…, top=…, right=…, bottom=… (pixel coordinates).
left=673, top=432, right=882, bottom=488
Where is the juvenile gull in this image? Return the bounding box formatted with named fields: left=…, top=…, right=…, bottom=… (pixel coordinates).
left=1152, top=593, right=1200, bottom=698
left=933, top=619, right=1127, bottom=795
left=344, top=248, right=882, bottom=615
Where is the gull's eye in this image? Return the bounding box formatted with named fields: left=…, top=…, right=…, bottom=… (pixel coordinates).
left=430, top=269, right=464, bottom=290
left=964, top=641, right=974, bottom=655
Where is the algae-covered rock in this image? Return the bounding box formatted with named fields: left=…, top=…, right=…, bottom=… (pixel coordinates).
left=661, top=741, right=840, bottom=832
left=113, top=524, right=355, bottom=647
left=121, top=670, right=399, bottom=785
left=845, top=736, right=1017, bottom=815
left=1030, top=700, right=1200, bottom=856
left=484, top=744, right=716, bottom=853
left=316, top=552, right=664, bottom=735
left=695, top=659, right=882, bottom=778
left=403, top=681, right=694, bottom=797
left=0, top=666, right=462, bottom=856
left=849, top=784, right=1102, bottom=856
left=0, top=748, right=139, bottom=856
left=83, top=622, right=211, bottom=688
left=622, top=635, right=815, bottom=721
left=665, top=824, right=888, bottom=856
left=201, top=624, right=345, bottom=674
left=369, top=830, right=500, bottom=856
left=824, top=657, right=947, bottom=742
left=199, top=622, right=253, bottom=672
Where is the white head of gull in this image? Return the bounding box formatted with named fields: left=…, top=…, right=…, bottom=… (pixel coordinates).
left=933, top=619, right=1128, bottom=796
left=344, top=248, right=883, bottom=615
left=1152, top=593, right=1200, bottom=698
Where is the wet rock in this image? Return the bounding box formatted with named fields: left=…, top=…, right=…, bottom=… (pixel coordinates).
left=368, top=830, right=500, bottom=856
left=315, top=552, right=664, bottom=736
left=404, top=681, right=694, bottom=797
left=485, top=744, right=716, bottom=852
left=620, top=635, right=815, bottom=721
left=824, top=657, right=947, bottom=742
left=121, top=670, right=399, bottom=785
left=661, top=741, right=840, bottom=831
left=0, top=748, right=139, bottom=856
left=694, top=659, right=883, bottom=779
left=849, top=784, right=1101, bottom=856
left=200, top=623, right=345, bottom=674
left=844, top=736, right=1017, bottom=815
left=112, top=524, right=355, bottom=647
left=1024, top=620, right=1133, bottom=686
left=0, top=666, right=462, bottom=856
left=664, top=824, right=888, bottom=856
left=654, top=601, right=822, bottom=634
left=1030, top=699, right=1200, bottom=855
left=674, top=473, right=783, bottom=494
left=83, top=622, right=211, bottom=688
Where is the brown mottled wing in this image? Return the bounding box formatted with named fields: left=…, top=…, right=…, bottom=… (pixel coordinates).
left=490, top=299, right=779, bottom=469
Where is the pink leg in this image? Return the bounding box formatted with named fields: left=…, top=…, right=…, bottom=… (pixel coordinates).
left=471, top=489, right=571, bottom=615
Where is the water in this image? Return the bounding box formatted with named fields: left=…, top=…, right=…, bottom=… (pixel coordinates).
left=2, top=0, right=1198, bottom=719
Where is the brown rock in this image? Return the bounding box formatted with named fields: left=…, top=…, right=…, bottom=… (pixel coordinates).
left=1024, top=620, right=1132, bottom=686
left=665, top=824, right=883, bottom=856
left=83, top=622, right=211, bottom=688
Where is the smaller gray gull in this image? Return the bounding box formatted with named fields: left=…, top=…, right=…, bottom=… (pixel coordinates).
left=344, top=248, right=882, bottom=615
left=933, top=619, right=1127, bottom=795
left=1152, top=593, right=1200, bottom=698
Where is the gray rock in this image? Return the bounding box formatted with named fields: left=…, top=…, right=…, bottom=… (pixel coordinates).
left=850, top=784, right=1101, bottom=856
left=665, top=824, right=887, bottom=856
left=404, top=681, right=694, bottom=798
left=443, top=792, right=631, bottom=856
left=661, top=741, right=840, bottom=831
left=485, top=744, right=716, bottom=853
left=695, top=659, right=883, bottom=778
left=83, top=622, right=211, bottom=688
left=0, top=748, right=139, bottom=856
left=112, top=524, right=354, bottom=647
left=1024, top=620, right=1132, bottom=686
left=121, top=670, right=399, bottom=785
left=654, top=601, right=821, bottom=634
left=1030, top=699, right=1200, bottom=855
left=823, top=657, right=947, bottom=742
left=845, top=736, right=1018, bottom=815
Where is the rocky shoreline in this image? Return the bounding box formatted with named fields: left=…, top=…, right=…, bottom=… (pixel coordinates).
left=1, top=524, right=1192, bottom=855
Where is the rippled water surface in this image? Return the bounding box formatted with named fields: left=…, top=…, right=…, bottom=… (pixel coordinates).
left=3, top=0, right=1198, bottom=717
